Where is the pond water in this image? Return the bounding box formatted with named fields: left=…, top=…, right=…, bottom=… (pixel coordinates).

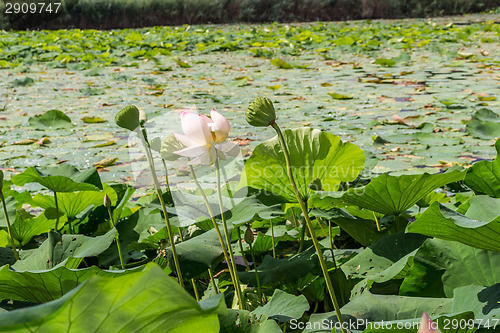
left=0, top=14, right=498, bottom=187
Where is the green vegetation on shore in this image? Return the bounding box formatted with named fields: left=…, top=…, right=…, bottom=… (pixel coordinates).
left=0, top=0, right=498, bottom=30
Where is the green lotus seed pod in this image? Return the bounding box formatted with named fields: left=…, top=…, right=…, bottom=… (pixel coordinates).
left=0, top=170, right=3, bottom=190
left=246, top=97, right=276, bottom=127
left=308, top=177, right=322, bottom=191
left=115, top=105, right=140, bottom=131
left=244, top=225, right=254, bottom=245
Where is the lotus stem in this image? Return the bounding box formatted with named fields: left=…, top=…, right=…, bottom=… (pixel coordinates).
left=236, top=226, right=251, bottom=271
left=67, top=217, right=75, bottom=234
left=373, top=211, right=381, bottom=232
left=0, top=192, right=18, bottom=261
left=248, top=241, right=264, bottom=305
left=208, top=267, right=219, bottom=294
left=138, top=131, right=184, bottom=288
left=215, top=157, right=245, bottom=309
left=160, top=161, right=197, bottom=296
left=220, top=163, right=236, bottom=207
left=191, top=278, right=200, bottom=301
left=328, top=219, right=335, bottom=257
left=317, top=217, right=329, bottom=238
left=328, top=219, right=345, bottom=306
left=54, top=191, right=60, bottom=231
left=189, top=164, right=244, bottom=309
left=291, top=208, right=299, bottom=228
left=271, top=122, right=346, bottom=333
left=270, top=219, right=276, bottom=258
left=298, top=221, right=306, bottom=254
left=160, top=160, right=183, bottom=242
left=394, top=214, right=401, bottom=233
left=106, top=205, right=125, bottom=269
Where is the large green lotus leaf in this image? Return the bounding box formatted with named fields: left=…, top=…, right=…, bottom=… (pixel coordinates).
left=309, top=191, right=346, bottom=210
left=237, top=225, right=297, bottom=256
left=252, top=289, right=309, bottom=322
left=11, top=210, right=55, bottom=246
left=464, top=139, right=500, bottom=198
left=238, top=246, right=318, bottom=286
left=12, top=230, right=115, bottom=271
left=157, top=192, right=281, bottom=228
left=29, top=184, right=116, bottom=219
left=342, top=170, right=465, bottom=215
left=160, top=134, right=185, bottom=161
left=0, top=196, right=16, bottom=228
left=0, top=264, right=225, bottom=333
left=219, top=309, right=282, bottom=333
left=311, top=208, right=384, bottom=247
left=466, top=109, right=500, bottom=140
left=227, top=196, right=283, bottom=226
left=98, top=209, right=164, bottom=267
left=464, top=195, right=500, bottom=222
left=0, top=264, right=141, bottom=303
left=452, top=285, right=500, bottom=321
left=2, top=180, right=32, bottom=209
left=240, top=128, right=365, bottom=203
left=0, top=231, right=8, bottom=247
left=362, top=312, right=476, bottom=333
left=407, top=202, right=500, bottom=252
left=304, top=292, right=452, bottom=333
left=246, top=231, right=278, bottom=255
left=112, top=185, right=135, bottom=222
left=153, top=190, right=216, bottom=227
left=0, top=248, right=15, bottom=267
left=165, top=227, right=229, bottom=279
left=11, top=165, right=101, bottom=193
left=28, top=109, right=73, bottom=129
left=400, top=239, right=500, bottom=298
left=361, top=284, right=497, bottom=332
left=342, top=232, right=428, bottom=298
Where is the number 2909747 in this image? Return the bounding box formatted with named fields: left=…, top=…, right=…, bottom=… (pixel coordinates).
left=5, top=2, right=62, bottom=14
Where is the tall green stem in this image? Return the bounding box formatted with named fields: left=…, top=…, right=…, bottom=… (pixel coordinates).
left=106, top=206, right=125, bottom=269
left=298, top=221, right=306, bottom=254
left=220, top=162, right=236, bottom=207
left=160, top=160, right=183, bottom=242
left=317, top=217, right=329, bottom=238
left=290, top=208, right=299, bottom=228
left=328, top=219, right=335, bottom=258
left=0, top=192, right=18, bottom=261
left=394, top=214, right=401, bottom=233
left=373, top=211, right=381, bottom=232
left=270, top=219, right=276, bottom=258
left=209, top=267, right=219, bottom=294
left=54, top=192, right=60, bottom=231
left=189, top=164, right=244, bottom=309
left=248, top=241, right=264, bottom=305
left=236, top=226, right=251, bottom=271
left=191, top=279, right=200, bottom=301
left=271, top=123, right=346, bottom=333
left=215, top=158, right=244, bottom=309
left=138, top=131, right=183, bottom=288
left=161, top=159, right=171, bottom=193
left=328, top=219, right=345, bottom=306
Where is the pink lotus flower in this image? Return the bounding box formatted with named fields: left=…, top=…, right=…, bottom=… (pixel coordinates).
left=418, top=313, right=442, bottom=333
left=173, top=109, right=240, bottom=165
